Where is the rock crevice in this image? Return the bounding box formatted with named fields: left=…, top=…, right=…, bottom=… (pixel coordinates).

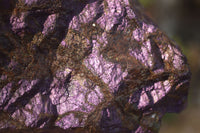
left=0, top=0, right=191, bottom=132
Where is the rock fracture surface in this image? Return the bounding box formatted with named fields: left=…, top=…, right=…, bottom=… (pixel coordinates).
left=0, top=0, right=191, bottom=133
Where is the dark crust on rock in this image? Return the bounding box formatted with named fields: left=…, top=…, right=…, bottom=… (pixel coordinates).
left=0, top=0, right=191, bottom=133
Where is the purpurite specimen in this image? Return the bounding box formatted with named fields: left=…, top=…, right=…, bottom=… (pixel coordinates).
left=0, top=0, right=191, bottom=132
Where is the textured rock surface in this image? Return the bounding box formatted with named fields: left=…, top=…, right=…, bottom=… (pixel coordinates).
left=0, top=0, right=191, bottom=132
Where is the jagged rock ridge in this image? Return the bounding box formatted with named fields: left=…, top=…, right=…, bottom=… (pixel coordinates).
left=0, top=0, right=191, bottom=132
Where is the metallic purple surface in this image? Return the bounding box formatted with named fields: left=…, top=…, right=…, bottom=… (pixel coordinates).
left=0, top=0, right=191, bottom=132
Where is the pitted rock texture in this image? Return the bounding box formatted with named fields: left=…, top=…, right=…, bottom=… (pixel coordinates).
left=0, top=0, right=191, bottom=133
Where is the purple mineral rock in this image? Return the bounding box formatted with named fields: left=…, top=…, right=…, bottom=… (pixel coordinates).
left=0, top=0, right=191, bottom=133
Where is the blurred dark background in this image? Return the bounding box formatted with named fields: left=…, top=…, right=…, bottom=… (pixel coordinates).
left=139, top=0, right=200, bottom=132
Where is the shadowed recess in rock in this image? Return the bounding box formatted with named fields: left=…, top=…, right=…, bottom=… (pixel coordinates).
left=0, top=0, right=191, bottom=133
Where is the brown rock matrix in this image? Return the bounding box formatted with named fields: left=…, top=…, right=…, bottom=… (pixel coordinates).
left=0, top=0, right=191, bottom=133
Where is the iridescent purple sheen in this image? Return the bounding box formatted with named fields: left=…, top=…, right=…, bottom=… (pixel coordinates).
left=55, top=113, right=82, bottom=129
left=42, top=14, right=57, bottom=35
left=0, top=0, right=190, bottom=132
left=132, top=23, right=156, bottom=41
left=84, top=40, right=128, bottom=93
left=10, top=12, right=27, bottom=34
left=0, top=83, right=12, bottom=106
left=4, top=79, right=38, bottom=110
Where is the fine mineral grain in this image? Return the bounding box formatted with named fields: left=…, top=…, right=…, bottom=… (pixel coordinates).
left=0, top=0, right=191, bottom=133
